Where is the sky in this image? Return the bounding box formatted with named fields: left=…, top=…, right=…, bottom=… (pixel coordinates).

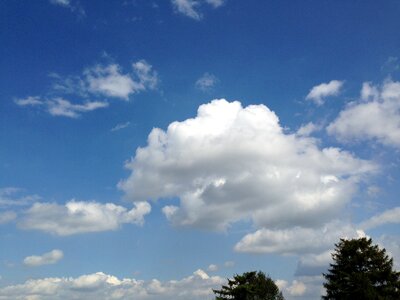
left=1, top=0, right=400, bottom=299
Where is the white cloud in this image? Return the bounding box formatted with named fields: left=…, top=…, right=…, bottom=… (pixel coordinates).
left=195, top=73, right=218, bottom=91
left=360, top=207, right=400, bottom=230
left=18, top=200, right=151, bottom=236
left=119, top=99, right=376, bottom=231
left=234, top=221, right=365, bottom=255
left=205, top=0, right=225, bottom=8
left=207, top=264, right=218, bottom=272
left=49, top=0, right=85, bottom=16
left=306, top=80, right=344, bottom=105
left=0, top=187, right=40, bottom=207
left=0, top=211, right=16, bottom=224
left=296, top=122, right=322, bottom=137
left=172, top=0, right=202, bottom=20
left=111, top=121, right=131, bottom=132
left=327, top=80, right=400, bottom=148
left=14, top=96, right=43, bottom=106
left=16, top=59, right=158, bottom=117
left=224, top=261, right=235, bottom=268
left=23, top=249, right=63, bottom=267
left=47, top=98, right=109, bottom=118
left=171, top=0, right=226, bottom=20
left=0, top=269, right=224, bottom=300
left=50, top=0, right=71, bottom=7
left=85, top=64, right=138, bottom=100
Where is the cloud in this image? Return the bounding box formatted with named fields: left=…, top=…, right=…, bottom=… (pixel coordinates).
left=296, top=122, right=322, bottom=137
left=360, top=207, right=400, bottom=230
left=207, top=264, right=218, bottom=272
left=234, top=221, right=365, bottom=255
left=171, top=0, right=226, bottom=20
left=172, top=0, right=202, bottom=20
left=23, top=249, right=63, bottom=267
left=47, top=98, right=109, bottom=118
left=119, top=99, right=376, bottom=231
left=49, top=0, right=85, bottom=16
left=0, top=187, right=40, bottom=207
left=111, top=121, right=131, bottom=132
left=50, top=0, right=71, bottom=6
left=306, top=80, right=344, bottom=105
left=18, top=200, right=151, bottom=236
left=16, top=60, right=158, bottom=117
left=0, top=269, right=224, bottom=300
left=195, top=73, right=218, bottom=91
left=15, top=97, right=108, bottom=118
left=327, top=80, right=400, bottom=148
left=0, top=211, right=16, bottom=224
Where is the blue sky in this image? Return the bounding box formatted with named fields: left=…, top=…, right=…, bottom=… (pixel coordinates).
left=1, top=0, right=400, bottom=299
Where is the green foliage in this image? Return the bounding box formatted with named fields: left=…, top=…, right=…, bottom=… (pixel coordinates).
left=213, top=271, right=285, bottom=300
left=323, top=237, right=400, bottom=300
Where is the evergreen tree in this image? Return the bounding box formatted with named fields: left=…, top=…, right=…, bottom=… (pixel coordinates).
left=323, top=237, right=400, bottom=299
left=213, top=271, right=284, bottom=300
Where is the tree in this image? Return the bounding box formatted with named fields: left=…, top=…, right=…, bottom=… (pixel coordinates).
left=213, top=271, right=285, bottom=300
left=323, top=237, right=400, bottom=299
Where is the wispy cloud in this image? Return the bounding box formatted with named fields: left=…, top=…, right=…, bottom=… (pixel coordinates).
left=111, top=121, right=131, bottom=132
left=15, top=97, right=108, bottom=118
left=171, top=0, right=226, bottom=20
left=24, top=249, right=63, bottom=267
left=306, top=80, right=344, bottom=105
left=195, top=72, right=218, bottom=91
left=49, top=0, right=85, bottom=17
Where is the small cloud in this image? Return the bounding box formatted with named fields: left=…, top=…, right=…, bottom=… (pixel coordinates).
left=47, top=98, right=109, bottom=118
left=367, top=185, right=380, bottom=197
left=296, top=122, right=322, bottom=136
left=207, top=264, right=218, bottom=272
left=111, top=122, right=131, bottom=132
left=306, top=80, right=344, bottom=105
left=172, top=0, right=202, bottom=20
left=223, top=261, right=235, bottom=268
left=195, top=73, right=218, bottom=91
left=381, top=56, right=400, bottom=74
left=171, top=0, right=226, bottom=20
left=23, top=249, right=63, bottom=267
left=49, top=0, right=85, bottom=17
left=14, top=96, right=44, bottom=106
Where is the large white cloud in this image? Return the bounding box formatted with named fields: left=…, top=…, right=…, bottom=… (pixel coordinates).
left=119, top=99, right=376, bottom=231
left=0, top=269, right=224, bottom=300
left=24, top=249, right=64, bottom=267
left=327, top=80, right=400, bottom=148
left=18, top=200, right=151, bottom=236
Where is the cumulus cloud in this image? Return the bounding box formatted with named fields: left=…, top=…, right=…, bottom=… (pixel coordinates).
left=234, top=221, right=365, bottom=255
left=207, top=264, right=218, bottom=272
left=327, top=80, right=400, bottom=148
left=18, top=200, right=151, bottom=236
left=195, top=73, right=218, bottom=91
left=0, top=269, right=224, bottom=300
left=296, top=122, right=322, bottom=137
left=23, top=249, right=63, bottom=267
left=119, top=99, right=376, bottom=231
left=171, top=0, right=226, bottom=20
left=306, top=80, right=344, bottom=105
